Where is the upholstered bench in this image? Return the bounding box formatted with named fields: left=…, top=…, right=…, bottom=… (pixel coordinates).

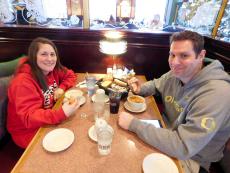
left=0, top=57, right=25, bottom=173
left=0, top=57, right=23, bottom=143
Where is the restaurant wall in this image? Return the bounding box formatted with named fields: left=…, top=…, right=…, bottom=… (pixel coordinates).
left=0, top=26, right=229, bottom=80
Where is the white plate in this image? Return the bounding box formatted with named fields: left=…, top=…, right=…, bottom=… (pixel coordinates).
left=142, top=153, right=179, bottom=173
left=78, top=96, right=86, bottom=106
left=88, top=125, right=97, bottom=142
left=65, top=89, right=83, bottom=99
left=124, top=101, right=146, bottom=113
left=63, top=95, right=86, bottom=106
left=42, top=128, right=74, bottom=152
left=91, top=94, right=109, bottom=103
left=88, top=125, right=114, bottom=142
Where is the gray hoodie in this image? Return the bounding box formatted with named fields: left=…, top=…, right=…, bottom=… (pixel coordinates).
left=129, top=60, right=230, bottom=171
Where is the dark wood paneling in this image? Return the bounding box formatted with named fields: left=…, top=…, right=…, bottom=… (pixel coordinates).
left=204, top=36, right=230, bottom=73
left=0, top=25, right=171, bottom=80
left=0, top=25, right=229, bottom=80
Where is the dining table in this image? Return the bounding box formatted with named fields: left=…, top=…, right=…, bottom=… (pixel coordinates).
left=11, top=73, right=184, bottom=173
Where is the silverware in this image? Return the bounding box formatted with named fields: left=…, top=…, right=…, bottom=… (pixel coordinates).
left=76, top=80, right=86, bottom=87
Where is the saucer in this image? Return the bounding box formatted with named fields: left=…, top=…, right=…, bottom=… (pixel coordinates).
left=124, top=101, right=146, bottom=113
left=88, top=125, right=97, bottom=142
left=142, top=153, right=179, bottom=173
left=91, top=94, right=109, bottom=103
left=88, top=125, right=113, bottom=142
left=65, top=89, right=83, bottom=99
left=42, top=128, right=75, bottom=152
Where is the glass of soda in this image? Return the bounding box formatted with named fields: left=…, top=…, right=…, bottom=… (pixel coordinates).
left=109, top=91, right=121, bottom=114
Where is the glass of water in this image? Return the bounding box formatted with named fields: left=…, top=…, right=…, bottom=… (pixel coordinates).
left=85, top=76, right=96, bottom=96
left=97, top=128, right=113, bottom=155
left=93, top=101, right=105, bottom=121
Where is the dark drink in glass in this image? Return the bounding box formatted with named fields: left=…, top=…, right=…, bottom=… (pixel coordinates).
left=109, top=91, right=121, bottom=114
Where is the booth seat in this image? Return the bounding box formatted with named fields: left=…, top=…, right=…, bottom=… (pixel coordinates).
left=0, top=57, right=23, bottom=143
left=0, top=57, right=24, bottom=173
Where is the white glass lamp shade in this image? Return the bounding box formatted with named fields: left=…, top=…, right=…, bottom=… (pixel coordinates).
left=99, top=40, right=127, bottom=55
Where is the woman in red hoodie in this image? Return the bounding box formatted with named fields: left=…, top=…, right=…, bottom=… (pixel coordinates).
left=7, top=37, right=79, bottom=148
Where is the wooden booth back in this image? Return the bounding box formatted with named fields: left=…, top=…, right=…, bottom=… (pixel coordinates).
left=0, top=26, right=229, bottom=80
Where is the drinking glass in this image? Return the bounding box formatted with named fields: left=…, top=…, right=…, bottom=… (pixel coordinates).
left=97, top=128, right=113, bottom=155
left=109, top=91, right=121, bottom=114
left=86, top=76, right=96, bottom=96
left=93, top=101, right=105, bottom=121
left=103, top=104, right=110, bottom=122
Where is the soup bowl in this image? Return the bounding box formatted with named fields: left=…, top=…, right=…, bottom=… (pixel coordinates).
left=127, top=95, right=145, bottom=111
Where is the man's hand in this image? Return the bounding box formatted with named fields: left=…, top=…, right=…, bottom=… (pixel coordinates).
left=128, top=77, right=141, bottom=94
left=62, top=98, right=80, bottom=117
left=118, top=111, right=135, bottom=130
left=54, top=88, right=64, bottom=101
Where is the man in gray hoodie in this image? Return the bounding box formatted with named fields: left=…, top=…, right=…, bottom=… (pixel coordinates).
left=118, top=30, right=230, bottom=173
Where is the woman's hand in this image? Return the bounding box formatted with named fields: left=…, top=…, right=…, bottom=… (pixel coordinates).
left=62, top=97, right=80, bottom=117
left=54, top=88, right=64, bottom=101
left=128, top=77, right=141, bottom=94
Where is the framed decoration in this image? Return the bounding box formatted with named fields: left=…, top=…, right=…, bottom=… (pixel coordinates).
left=176, top=0, right=222, bottom=36
left=216, top=0, right=230, bottom=43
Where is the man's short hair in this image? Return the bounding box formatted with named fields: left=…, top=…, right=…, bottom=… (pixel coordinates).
left=170, top=30, right=204, bottom=56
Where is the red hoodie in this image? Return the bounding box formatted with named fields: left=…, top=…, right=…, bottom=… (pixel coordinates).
left=7, top=58, right=77, bottom=148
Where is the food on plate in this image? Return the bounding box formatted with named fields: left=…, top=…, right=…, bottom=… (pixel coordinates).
left=103, top=75, right=113, bottom=81
left=65, top=89, right=83, bottom=99
left=110, top=84, right=127, bottom=93
left=101, top=80, right=112, bottom=88
left=68, top=96, right=76, bottom=105
left=114, top=79, right=127, bottom=87
left=97, top=77, right=129, bottom=99
left=128, top=95, right=145, bottom=103
left=127, top=95, right=145, bottom=111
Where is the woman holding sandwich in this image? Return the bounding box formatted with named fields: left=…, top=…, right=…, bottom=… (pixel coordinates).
left=7, top=37, right=79, bottom=148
